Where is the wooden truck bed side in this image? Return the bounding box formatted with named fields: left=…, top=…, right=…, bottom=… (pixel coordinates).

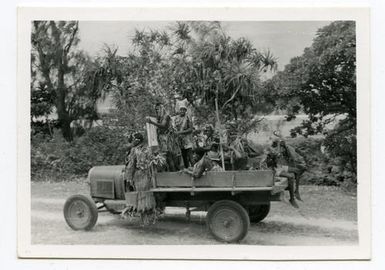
left=154, top=170, right=274, bottom=188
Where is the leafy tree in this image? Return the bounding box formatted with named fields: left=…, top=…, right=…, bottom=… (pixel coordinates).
left=269, top=21, right=357, bottom=177
left=95, top=41, right=172, bottom=132
left=168, top=22, right=277, bottom=133
left=100, top=21, right=277, bottom=135
left=31, top=21, right=105, bottom=141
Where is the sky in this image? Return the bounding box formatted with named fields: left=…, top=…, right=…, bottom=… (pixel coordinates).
left=77, top=21, right=331, bottom=71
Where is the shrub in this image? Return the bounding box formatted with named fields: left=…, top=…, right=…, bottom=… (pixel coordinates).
left=31, top=126, right=357, bottom=189
left=286, top=136, right=356, bottom=188
left=31, top=126, right=131, bottom=181
left=63, top=126, right=130, bottom=174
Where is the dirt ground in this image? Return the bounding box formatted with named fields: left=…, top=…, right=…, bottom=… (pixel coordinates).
left=31, top=180, right=358, bottom=245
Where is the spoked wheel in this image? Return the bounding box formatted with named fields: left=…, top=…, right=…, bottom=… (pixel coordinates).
left=248, top=203, right=270, bottom=223
left=63, top=194, right=98, bottom=231
left=206, top=200, right=250, bottom=243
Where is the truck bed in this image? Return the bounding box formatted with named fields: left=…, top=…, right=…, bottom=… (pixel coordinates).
left=155, top=170, right=274, bottom=188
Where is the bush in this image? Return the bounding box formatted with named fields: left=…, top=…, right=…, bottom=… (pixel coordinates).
left=31, top=126, right=131, bottom=181
left=286, top=136, right=356, bottom=188
left=67, top=126, right=130, bottom=174
left=323, top=121, right=357, bottom=182
left=31, top=126, right=357, bottom=189
left=31, top=132, right=70, bottom=181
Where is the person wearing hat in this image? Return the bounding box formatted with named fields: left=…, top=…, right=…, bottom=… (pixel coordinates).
left=174, top=105, right=194, bottom=168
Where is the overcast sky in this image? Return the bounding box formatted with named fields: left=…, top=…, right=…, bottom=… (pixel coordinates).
left=78, top=21, right=331, bottom=71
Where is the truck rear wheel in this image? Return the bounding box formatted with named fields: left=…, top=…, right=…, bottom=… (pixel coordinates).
left=248, top=203, right=270, bottom=223
left=64, top=194, right=98, bottom=231
left=206, top=200, right=250, bottom=243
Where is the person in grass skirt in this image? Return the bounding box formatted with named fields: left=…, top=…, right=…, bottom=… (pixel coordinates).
left=123, top=132, right=160, bottom=225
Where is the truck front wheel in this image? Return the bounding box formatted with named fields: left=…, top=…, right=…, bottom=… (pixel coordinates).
left=63, top=194, right=98, bottom=231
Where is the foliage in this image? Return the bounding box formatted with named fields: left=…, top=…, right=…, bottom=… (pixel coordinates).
left=92, top=43, right=171, bottom=131
left=99, top=22, right=277, bottom=134
left=271, top=21, right=356, bottom=126
left=30, top=20, right=358, bottom=187
left=322, top=119, right=357, bottom=182
left=169, top=22, right=277, bottom=128
left=31, top=126, right=131, bottom=180
left=31, top=128, right=353, bottom=189
left=31, top=21, right=106, bottom=141
left=269, top=21, right=357, bottom=180
left=285, top=137, right=355, bottom=188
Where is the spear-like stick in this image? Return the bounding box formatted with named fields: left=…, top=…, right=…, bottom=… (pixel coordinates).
left=215, top=97, right=226, bottom=171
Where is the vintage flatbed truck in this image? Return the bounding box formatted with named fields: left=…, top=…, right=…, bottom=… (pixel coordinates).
left=63, top=165, right=288, bottom=243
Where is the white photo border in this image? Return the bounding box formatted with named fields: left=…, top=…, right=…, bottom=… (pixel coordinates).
left=17, top=6, right=371, bottom=260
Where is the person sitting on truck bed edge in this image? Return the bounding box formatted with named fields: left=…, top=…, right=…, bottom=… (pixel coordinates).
left=263, top=137, right=306, bottom=208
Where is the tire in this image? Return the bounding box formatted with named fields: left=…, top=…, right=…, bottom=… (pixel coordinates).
left=248, top=203, right=270, bottom=223
left=63, top=194, right=98, bottom=231
left=206, top=200, right=250, bottom=243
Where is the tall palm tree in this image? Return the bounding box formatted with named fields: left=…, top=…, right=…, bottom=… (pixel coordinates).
left=172, top=22, right=277, bottom=124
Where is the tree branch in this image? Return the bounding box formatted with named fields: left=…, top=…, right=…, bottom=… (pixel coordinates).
left=64, top=22, right=79, bottom=55
left=221, top=84, right=241, bottom=110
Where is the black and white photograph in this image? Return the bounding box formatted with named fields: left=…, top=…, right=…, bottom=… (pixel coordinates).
left=16, top=7, right=371, bottom=260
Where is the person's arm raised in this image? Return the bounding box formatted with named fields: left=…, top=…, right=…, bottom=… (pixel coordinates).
left=146, top=115, right=170, bottom=129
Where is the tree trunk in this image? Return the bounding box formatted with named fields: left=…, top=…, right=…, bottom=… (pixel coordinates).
left=59, top=116, right=73, bottom=142
left=56, top=53, right=73, bottom=142
left=56, top=89, right=73, bottom=141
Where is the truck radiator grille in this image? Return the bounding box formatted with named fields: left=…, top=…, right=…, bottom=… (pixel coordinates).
left=96, top=180, right=114, bottom=198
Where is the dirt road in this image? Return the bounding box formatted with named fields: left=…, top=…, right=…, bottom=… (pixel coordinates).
left=31, top=181, right=358, bottom=245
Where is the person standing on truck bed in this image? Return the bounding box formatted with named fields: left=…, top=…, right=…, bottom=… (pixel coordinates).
left=146, top=102, right=180, bottom=171
left=174, top=105, right=194, bottom=168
